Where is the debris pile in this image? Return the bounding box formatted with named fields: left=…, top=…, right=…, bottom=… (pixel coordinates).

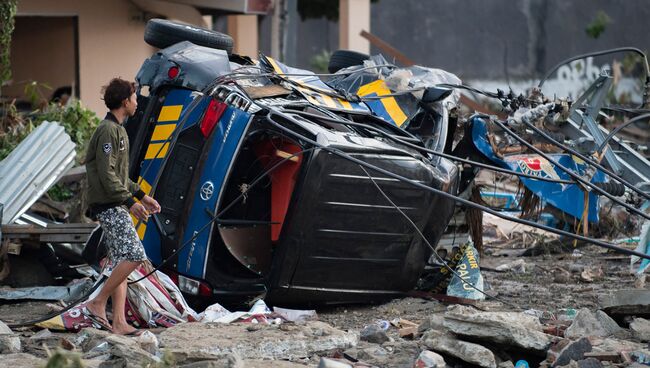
left=0, top=318, right=359, bottom=367
left=2, top=277, right=650, bottom=368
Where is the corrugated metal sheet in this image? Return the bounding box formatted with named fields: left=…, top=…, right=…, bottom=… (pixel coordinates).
left=0, top=121, right=76, bottom=224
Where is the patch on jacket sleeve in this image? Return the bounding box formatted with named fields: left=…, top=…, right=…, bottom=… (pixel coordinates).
left=103, top=143, right=112, bottom=155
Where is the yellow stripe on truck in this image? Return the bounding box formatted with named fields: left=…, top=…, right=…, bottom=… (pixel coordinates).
left=136, top=222, right=147, bottom=240
left=357, top=80, right=408, bottom=126
left=130, top=178, right=152, bottom=240
left=339, top=99, right=353, bottom=110
left=321, top=95, right=339, bottom=108
left=138, top=176, right=152, bottom=195
left=129, top=214, right=147, bottom=240
left=157, top=105, right=183, bottom=122
left=144, top=142, right=170, bottom=159
left=150, top=124, right=176, bottom=141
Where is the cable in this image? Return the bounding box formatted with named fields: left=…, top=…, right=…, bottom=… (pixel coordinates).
left=489, top=117, right=650, bottom=220
left=264, top=109, right=650, bottom=260
left=600, top=106, right=650, bottom=115
left=517, top=114, right=650, bottom=201
left=436, top=83, right=504, bottom=100
left=357, top=88, right=426, bottom=100
left=431, top=80, right=650, bottom=202
left=538, top=47, right=650, bottom=88
left=287, top=110, right=575, bottom=185
left=359, top=165, right=518, bottom=308
left=128, top=147, right=315, bottom=284
left=7, top=275, right=108, bottom=328
left=596, top=113, right=650, bottom=155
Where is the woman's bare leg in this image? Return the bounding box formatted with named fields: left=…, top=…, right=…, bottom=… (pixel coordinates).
left=110, top=276, right=137, bottom=334
left=86, top=260, right=140, bottom=330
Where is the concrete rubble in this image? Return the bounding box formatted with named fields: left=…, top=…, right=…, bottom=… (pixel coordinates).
left=359, top=324, right=390, bottom=344
left=158, top=321, right=358, bottom=364
left=563, top=309, right=622, bottom=339
left=546, top=337, right=593, bottom=367
left=629, top=318, right=650, bottom=342
left=0, top=319, right=20, bottom=354
left=2, top=242, right=650, bottom=368
left=599, top=290, right=650, bottom=318
left=6, top=290, right=650, bottom=367
left=422, top=329, right=498, bottom=368
left=413, top=350, right=446, bottom=367
left=443, top=305, right=553, bottom=353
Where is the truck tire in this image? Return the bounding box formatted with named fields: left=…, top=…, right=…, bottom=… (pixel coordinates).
left=81, top=226, right=107, bottom=269
left=144, top=19, right=234, bottom=54
left=328, top=50, right=370, bottom=73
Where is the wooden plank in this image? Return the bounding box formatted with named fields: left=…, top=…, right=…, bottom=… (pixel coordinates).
left=2, top=229, right=94, bottom=235
left=360, top=30, right=415, bottom=66
left=1, top=223, right=96, bottom=244
left=2, top=224, right=97, bottom=235
left=583, top=352, right=621, bottom=362
left=40, top=234, right=90, bottom=243
left=57, top=165, right=86, bottom=184
left=36, top=223, right=96, bottom=229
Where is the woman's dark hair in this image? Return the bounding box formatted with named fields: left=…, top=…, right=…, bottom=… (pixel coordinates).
left=102, top=78, right=136, bottom=110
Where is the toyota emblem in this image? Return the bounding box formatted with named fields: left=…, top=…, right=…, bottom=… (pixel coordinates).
left=200, top=181, right=214, bottom=201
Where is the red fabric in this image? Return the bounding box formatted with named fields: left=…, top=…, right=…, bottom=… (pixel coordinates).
left=254, top=139, right=303, bottom=241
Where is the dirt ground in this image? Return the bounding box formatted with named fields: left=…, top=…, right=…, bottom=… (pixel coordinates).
left=1, top=243, right=640, bottom=332
left=0, top=238, right=646, bottom=368
left=318, top=245, right=640, bottom=330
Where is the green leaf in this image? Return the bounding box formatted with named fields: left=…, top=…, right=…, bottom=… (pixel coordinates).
left=585, top=10, right=611, bottom=39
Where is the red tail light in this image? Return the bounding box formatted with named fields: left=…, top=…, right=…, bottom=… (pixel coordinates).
left=200, top=99, right=227, bottom=137
left=168, top=66, right=180, bottom=79
left=198, top=283, right=212, bottom=297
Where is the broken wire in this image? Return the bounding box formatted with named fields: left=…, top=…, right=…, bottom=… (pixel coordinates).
left=264, top=108, right=650, bottom=261
left=489, top=117, right=650, bottom=220
left=288, top=109, right=576, bottom=185
left=516, top=113, right=650, bottom=202
left=359, top=165, right=519, bottom=308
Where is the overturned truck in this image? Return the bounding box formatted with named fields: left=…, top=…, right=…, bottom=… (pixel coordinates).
left=89, top=20, right=650, bottom=306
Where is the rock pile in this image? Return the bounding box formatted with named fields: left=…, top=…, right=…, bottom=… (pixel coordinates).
left=2, top=291, right=650, bottom=367
left=0, top=320, right=359, bottom=367
left=330, top=300, right=650, bottom=367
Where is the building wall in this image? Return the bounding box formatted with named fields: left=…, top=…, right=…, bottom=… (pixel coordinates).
left=281, top=0, right=650, bottom=82
left=7, top=16, right=76, bottom=102
left=16, top=0, right=155, bottom=115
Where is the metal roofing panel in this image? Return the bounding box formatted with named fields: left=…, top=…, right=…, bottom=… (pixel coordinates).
left=0, top=121, right=76, bottom=224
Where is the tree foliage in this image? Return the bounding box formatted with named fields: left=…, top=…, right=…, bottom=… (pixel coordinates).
left=1, top=100, right=100, bottom=161
left=585, top=10, right=611, bottom=39
left=0, top=0, right=18, bottom=93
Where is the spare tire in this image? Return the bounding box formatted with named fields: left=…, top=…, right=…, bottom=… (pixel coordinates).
left=328, top=50, right=370, bottom=73
left=144, top=18, right=234, bottom=54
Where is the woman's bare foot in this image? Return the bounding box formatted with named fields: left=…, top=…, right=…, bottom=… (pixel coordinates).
left=111, top=322, right=139, bottom=335
left=85, top=300, right=112, bottom=329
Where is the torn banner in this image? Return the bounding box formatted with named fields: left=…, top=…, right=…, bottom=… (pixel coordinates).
left=416, top=242, right=485, bottom=300
left=37, top=264, right=198, bottom=331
